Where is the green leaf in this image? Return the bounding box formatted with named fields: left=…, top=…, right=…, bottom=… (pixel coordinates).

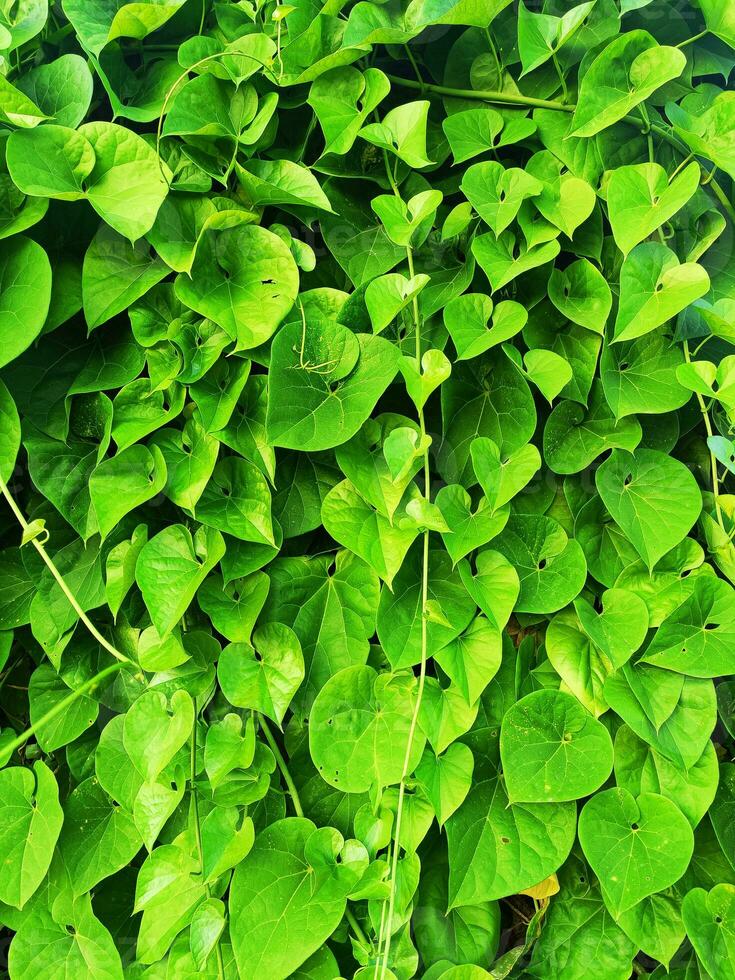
left=579, top=788, right=694, bottom=916
left=229, top=818, right=366, bottom=978
left=461, top=161, right=542, bottom=235
left=123, top=689, right=194, bottom=783
left=176, top=226, right=299, bottom=350
left=492, top=514, right=587, bottom=614
left=443, top=107, right=536, bottom=165
left=435, top=484, right=509, bottom=564
left=446, top=774, right=576, bottom=906
left=614, top=725, right=718, bottom=829
left=0, top=380, right=20, bottom=481
left=573, top=587, right=649, bottom=668
left=309, top=66, right=391, bottom=156
left=518, top=1, right=595, bottom=75
left=640, top=576, right=735, bottom=677
left=444, top=293, right=528, bottom=361
left=266, top=319, right=399, bottom=451
left=377, top=546, right=477, bottom=669
left=359, top=101, right=432, bottom=168
left=197, top=456, right=274, bottom=546
left=58, top=777, right=142, bottom=894
left=0, top=761, right=63, bottom=908
left=62, top=0, right=186, bottom=56
left=547, top=258, right=612, bottom=334
left=9, top=895, right=123, bottom=979
left=237, top=159, right=333, bottom=213
left=135, top=524, right=226, bottom=636
left=218, top=623, right=304, bottom=725
left=415, top=743, right=474, bottom=827
left=613, top=243, right=710, bottom=344
left=89, top=444, right=167, bottom=540
left=0, top=235, right=51, bottom=369
left=607, top=161, right=701, bottom=256
left=309, top=664, right=425, bottom=792
left=321, top=479, right=418, bottom=587
left=544, top=381, right=642, bottom=474
left=683, top=884, right=735, bottom=979
left=500, top=689, right=613, bottom=803
left=570, top=31, right=686, bottom=138
left=595, top=448, right=702, bottom=569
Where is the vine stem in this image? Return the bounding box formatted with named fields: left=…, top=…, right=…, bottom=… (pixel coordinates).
left=0, top=475, right=133, bottom=666
left=677, top=29, right=709, bottom=48
left=377, top=149, right=431, bottom=980
left=683, top=341, right=725, bottom=530
left=0, top=662, right=124, bottom=763
left=190, top=697, right=226, bottom=980
left=258, top=714, right=303, bottom=817
left=387, top=74, right=735, bottom=225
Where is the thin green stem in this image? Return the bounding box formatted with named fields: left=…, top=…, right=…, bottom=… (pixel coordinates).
left=190, top=697, right=225, bottom=980
left=484, top=27, right=502, bottom=82
left=377, top=162, right=431, bottom=979
left=684, top=340, right=725, bottom=530
left=386, top=73, right=572, bottom=112
left=669, top=152, right=694, bottom=182
left=345, top=906, right=369, bottom=947
left=403, top=44, right=424, bottom=91
left=677, top=29, right=709, bottom=48
left=258, top=714, right=304, bottom=816
left=0, top=476, right=133, bottom=666
left=1, top=663, right=125, bottom=763
left=551, top=50, right=568, bottom=104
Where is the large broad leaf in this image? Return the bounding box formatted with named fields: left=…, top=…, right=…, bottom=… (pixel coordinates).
left=8, top=895, right=123, bottom=979
left=309, top=664, right=425, bottom=792
left=0, top=235, right=51, bottom=369
left=8, top=122, right=170, bottom=239
left=218, top=623, right=304, bottom=725
left=613, top=243, right=709, bottom=343
left=321, top=480, right=418, bottom=587
left=544, top=380, right=642, bottom=474
left=570, top=31, right=686, bottom=138
left=500, top=689, right=614, bottom=803
left=58, top=777, right=142, bottom=895
left=669, top=91, right=735, bottom=181
left=607, top=161, right=701, bottom=256
left=135, top=524, right=226, bottom=636
left=175, top=225, right=299, bottom=349
left=640, top=576, right=735, bottom=677
left=595, top=448, right=702, bottom=569
left=492, top=514, right=587, bottom=614
left=229, top=818, right=366, bottom=979
left=62, top=0, right=187, bottom=56
left=446, top=774, right=576, bottom=907
left=527, top=859, right=637, bottom=980
left=683, top=884, right=735, bottom=980
left=308, top=66, right=391, bottom=157
left=614, top=725, right=718, bottom=830
left=0, top=761, right=63, bottom=909
left=578, top=788, right=693, bottom=916
left=266, top=319, right=399, bottom=451
left=376, top=545, right=477, bottom=670
left=261, top=551, right=379, bottom=716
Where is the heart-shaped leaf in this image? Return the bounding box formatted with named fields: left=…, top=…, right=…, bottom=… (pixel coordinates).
left=613, top=243, right=710, bottom=344
left=579, top=788, right=693, bottom=915
left=500, top=689, right=614, bottom=803
left=596, top=448, right=702, bottom=569
left=218, top=623, right=304, bottom=725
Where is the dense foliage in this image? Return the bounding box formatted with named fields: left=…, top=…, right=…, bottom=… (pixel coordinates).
left=1, top=0, right=735, bottom=977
